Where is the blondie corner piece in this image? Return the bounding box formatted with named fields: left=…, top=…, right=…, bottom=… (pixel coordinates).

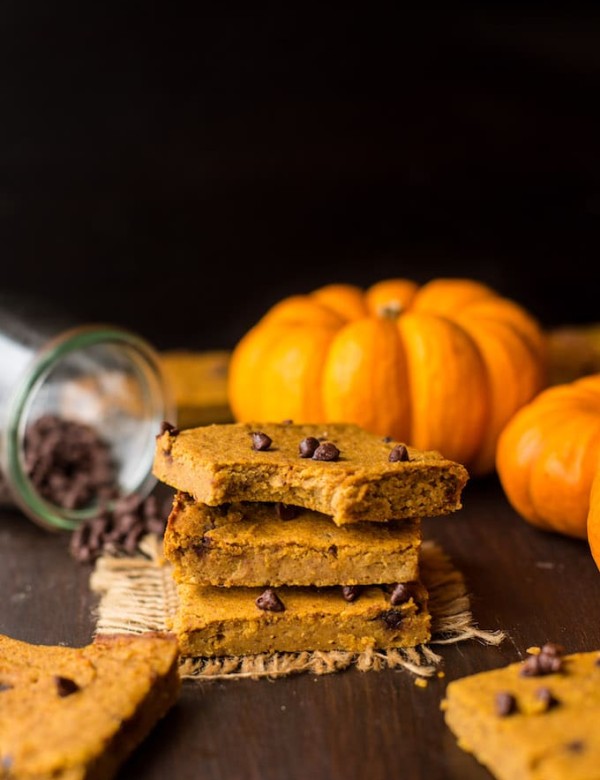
left=153, top=421, right=468, bottom=525
left=0, top=631, right=180, bottom=780
left=170, top=578, right=431, bottom=657
left=441, top=647, right=600, bottom=780
left=163, top=492, right=422, bottom=587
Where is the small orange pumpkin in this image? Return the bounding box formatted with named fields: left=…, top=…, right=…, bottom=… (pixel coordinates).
left=227, top=278, right=547, bottom=476
left=588, top=469, right=600, bottom=570
left=496, top=373, right=600, bottom=541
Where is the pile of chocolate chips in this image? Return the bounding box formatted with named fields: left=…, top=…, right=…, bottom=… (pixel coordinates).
left=69, top=491, right=170, bottom=563
left=24, top=414, right=118, bottom=509
left=24, top=413, right=170, bottom=563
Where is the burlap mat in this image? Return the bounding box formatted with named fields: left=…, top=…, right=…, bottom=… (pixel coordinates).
left=90, top=536, right=505, bottom=681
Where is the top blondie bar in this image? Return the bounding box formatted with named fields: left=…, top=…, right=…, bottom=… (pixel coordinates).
left=153, top=420, right=469, bottom=525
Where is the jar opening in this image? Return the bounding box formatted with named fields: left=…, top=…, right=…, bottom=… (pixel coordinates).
left=2, top=325, right=174, bottom=531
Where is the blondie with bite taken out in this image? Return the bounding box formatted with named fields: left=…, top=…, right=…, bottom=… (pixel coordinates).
left=153, top=420, right=469, bottom=526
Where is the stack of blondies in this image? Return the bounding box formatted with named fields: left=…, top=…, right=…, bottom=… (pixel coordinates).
left=152, top=420, right=469, bottom=659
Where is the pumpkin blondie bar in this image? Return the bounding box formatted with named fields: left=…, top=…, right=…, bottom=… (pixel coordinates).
left=163, top=492, right=422, bottom=587
left=0, top=631, right=180, bottom=780
left=170, top=576, right=430, bottom=656
left=153, top=421, right=468, bottom=525
left=441, top=645, right=600, bottom=780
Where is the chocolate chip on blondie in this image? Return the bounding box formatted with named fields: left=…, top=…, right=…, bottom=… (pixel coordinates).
left=256, top=587, right=285, bottom=612
left=251, top=431, right=272, bottom=451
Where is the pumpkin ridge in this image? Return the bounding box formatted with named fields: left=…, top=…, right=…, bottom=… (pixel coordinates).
left=396, top=311, right=488, bottom=466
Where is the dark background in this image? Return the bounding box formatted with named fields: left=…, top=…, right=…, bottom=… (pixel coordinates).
left=1, top=5, right=598, bottom=352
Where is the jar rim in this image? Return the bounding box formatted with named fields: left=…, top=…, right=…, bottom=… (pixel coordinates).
left=1, top=324, right=174, bottom=531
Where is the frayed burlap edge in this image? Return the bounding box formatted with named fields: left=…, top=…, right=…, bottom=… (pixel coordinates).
left=90, top=535, right=505, bottom=681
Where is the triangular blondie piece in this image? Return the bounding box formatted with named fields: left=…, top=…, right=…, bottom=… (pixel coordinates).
left=0, top=631, right=180, bottom=779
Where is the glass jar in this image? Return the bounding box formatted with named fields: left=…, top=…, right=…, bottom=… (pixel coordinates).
left=0, top=293, right=175, bottom=531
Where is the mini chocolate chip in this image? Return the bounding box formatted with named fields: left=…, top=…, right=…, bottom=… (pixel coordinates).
left=298, top=436, right=320, bottom=458
left=256, top=588, right=285, bottom=612
left=341, top=585, right=363, bottom=602
left=142, top=494, right=159, bottom=517
left=382, top=436, right=393, bottom=442
left=70, top=522, right=90, bottom=549
left=389, top=444, right=409, bottom=462
left=276, top=502, right=300, bottom=520
left=88, top=514, right=111, bottom=545
left=379, top=609, right=403, bottom=629
left=538, top=653, right=563, bottom=674
left=540, top=642, right=564, bottom=657
left=159, top=420, right=179, bottom=436
left=146, top=516, right=167, bottom=535
left=312, top=442, right=340, bottom=461
left=104, top=527, right=125, bottom=543
left=520, top=652, right=563, bottom=677
left=327, top=544, right=338, bottom=558
left=520, top=655, right=542, bottom=676
left=535, top=687, right=558, bottom=711
left=123, top=525, right=144, bottom=554
left=116, top=493, right=143, bottom=515
left=390, top=581, right=417, bottom=605
left=54, top=676, right=80, bottom=697
left=566, top=740, right=586, bottom=753
left=0, top=683, right=12, bottom=692
left=495, top=691, right=517, bottom=716
left=71, top=543, right=94, bottom=563
left=251, top=431, right=272, bottom=451
left=281, top=419, right=293, bottom=425
left=116, top=511, right=140, bottom=534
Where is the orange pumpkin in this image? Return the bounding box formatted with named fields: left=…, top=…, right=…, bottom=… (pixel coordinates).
left=228, top=278, right=547, bottom=476
left=496, top=373, right=600, bottom=541
left=588, top=469, right=600, bottom=570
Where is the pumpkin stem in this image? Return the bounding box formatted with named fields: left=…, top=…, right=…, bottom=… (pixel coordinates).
left=378, top=301, right=402, bottom=319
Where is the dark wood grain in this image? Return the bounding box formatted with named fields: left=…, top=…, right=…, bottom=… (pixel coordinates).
left=1, top=474, right=598, bottom=780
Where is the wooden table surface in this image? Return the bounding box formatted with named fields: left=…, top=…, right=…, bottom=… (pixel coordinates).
left=1, top=473, right=599, bottom=780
